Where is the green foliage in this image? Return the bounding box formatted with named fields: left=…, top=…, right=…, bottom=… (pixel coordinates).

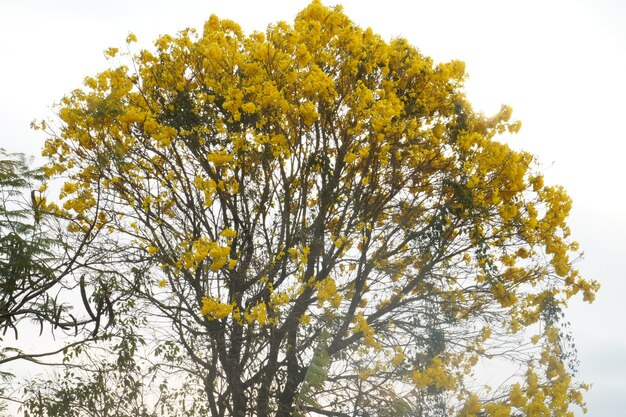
left=0, top=149, right=132, bottom=414
left=0, top=150, right=52, bottom=333
left=0, top=149, right=51, bottom=411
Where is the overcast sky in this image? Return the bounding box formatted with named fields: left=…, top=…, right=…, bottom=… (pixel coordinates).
left=1, top=1, right=625, bottom=415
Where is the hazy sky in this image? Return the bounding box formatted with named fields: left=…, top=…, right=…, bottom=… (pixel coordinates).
left=1, top=1, right=625, bottom=415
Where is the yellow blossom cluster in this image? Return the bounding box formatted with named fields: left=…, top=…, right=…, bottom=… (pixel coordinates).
left=185, top=237, right=232, bottom=271
left=411, top=357, right=456, bottom=391
left=244, top=302, right=268, bottom=326
left=390, top=347, right=406, bottom=367
left=315, top=276, right=341, bottom=308
left=201, top=296, right=234, bottom=320
left=352, top=313, right=381, bottom=350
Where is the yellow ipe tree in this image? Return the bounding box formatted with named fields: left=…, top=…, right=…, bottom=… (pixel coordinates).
left=36, top=2, right=598, bottom=416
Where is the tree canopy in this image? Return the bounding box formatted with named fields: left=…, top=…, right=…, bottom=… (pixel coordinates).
left=26, top=1, right=598, bottom=416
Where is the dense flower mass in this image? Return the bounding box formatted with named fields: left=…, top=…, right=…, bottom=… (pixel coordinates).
left=36, top=1, right=597, bottom=415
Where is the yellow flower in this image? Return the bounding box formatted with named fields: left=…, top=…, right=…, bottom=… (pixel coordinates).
left=105, top=47, right=119, bottom=58
left=244, top=302, right=268, bottom=326
left=298, top=101, right=319, bottom=126
left=353, top=313, right=381, bottom=350
left=61, top=182, right=78, bottom=196
left=316, top=276, right=341, bottom=308
left=192, top=238, right=211, bottom=262
left=509, top=383, right=527, bottom=407
left=201, top=297, right=234, bottom=320
left=207, top=151, right=234, bottom=166
left=391, top=347, right=405, bottom=367
left=344, top=152, right=357, bottom=164
left=241, top=102, right=257, bottom=114
left=411, top=357, right=455, bottom=390
left=220, top=228, right=238, bottom=238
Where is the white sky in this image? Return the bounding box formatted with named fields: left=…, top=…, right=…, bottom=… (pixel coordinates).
left=1, top=1, right=624, bottom=415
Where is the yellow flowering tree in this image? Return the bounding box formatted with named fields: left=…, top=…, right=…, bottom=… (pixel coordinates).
left=34, top=1, right=597, bottom=416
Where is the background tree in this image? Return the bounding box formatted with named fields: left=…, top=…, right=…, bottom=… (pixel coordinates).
left=0, top=150, right=58, bottom=335
left=0, top=148, right=132, bottom=412
left=33, top=1, right=598, bottom=416
left=0, top=146, right=127, bottom=341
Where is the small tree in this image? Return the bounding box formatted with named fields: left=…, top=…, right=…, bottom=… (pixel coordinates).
left=35, top=1, right=598, bottom=416
left=0, top=151, right=74, bottom=410
left=0, top=149, right=135, bottom=413
left=0, top=150, right=55, bottom=333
